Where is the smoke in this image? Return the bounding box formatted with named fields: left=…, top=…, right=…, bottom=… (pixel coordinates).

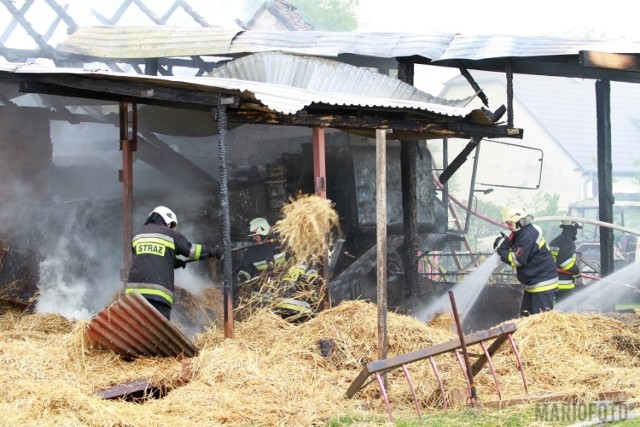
left=33, top=199, right=123, bottom=320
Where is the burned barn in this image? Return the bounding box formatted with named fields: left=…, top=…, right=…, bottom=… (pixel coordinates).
left=0, top=0, right=638, bottom=338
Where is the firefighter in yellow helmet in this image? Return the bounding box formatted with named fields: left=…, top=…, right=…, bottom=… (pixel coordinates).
left=493, top=205, right=558, bottom=316
left=235, top=217, right=315, bottom=319
left=236, top=218, right=286, bottom=283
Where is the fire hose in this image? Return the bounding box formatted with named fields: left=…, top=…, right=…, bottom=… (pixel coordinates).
left=184, top=238, right=277, bottom=264
left=557, top=268, right=637, bottom=290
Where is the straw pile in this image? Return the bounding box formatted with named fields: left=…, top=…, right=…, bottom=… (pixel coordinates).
left=1, top=300, right=639, bottom=426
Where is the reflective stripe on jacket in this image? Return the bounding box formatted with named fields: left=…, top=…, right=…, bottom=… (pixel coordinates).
left=549, top=230, right=580, bottom=291
left=126, top=222, right=211, bottom=306
left=497, top=223, right=558, bottom=293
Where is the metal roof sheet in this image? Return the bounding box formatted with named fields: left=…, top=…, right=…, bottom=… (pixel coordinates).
left=439, top=34, right=640, bottom=61
left=57, top=27, right=454, bottom=59
left=1, top=61, right=475, bottom=117
left=57, top=27, right=640, bottom=62
left=86, top=291, right=199, bottom=359
left=207, top=51, right=471, bottom=107
left=56, top=26, right=240, bottom=58
left=227, top=30, right=454, bottom=58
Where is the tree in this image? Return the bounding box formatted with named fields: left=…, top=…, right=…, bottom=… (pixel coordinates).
left=288, top=0, right=359, bottom=31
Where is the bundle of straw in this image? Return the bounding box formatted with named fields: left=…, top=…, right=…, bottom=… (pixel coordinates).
left=274, top=193, right=340, bottom=265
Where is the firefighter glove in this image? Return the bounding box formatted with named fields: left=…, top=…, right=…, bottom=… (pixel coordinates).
left=209, top=245, right=223, bottom=259
left=174, top=259, right=187, bottom=269
left=493, top=236, right=506, bottom=251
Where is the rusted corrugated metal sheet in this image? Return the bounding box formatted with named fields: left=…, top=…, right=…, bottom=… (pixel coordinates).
left=86, top=291, right=199, bottom=359
left=1, top=61, right=477, bottom=117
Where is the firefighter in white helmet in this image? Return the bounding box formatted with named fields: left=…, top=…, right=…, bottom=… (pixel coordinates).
left=236, top=217, right=286, bottom=283
left=493, top=205, right=558, bottom=316
left=549, top=220, right=583, bottom=303
left=235, top=217, right=315, bottom=319
left=125, top=206, right=222, bottom=320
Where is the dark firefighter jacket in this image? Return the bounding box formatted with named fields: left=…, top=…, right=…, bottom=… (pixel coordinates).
left=496, top=223, right=558, bottom=293
left=549, top=228, right=580, bottom=291
left=126, top=223, right=215, bottom=307
left=237, top=234, right=286, bottom=282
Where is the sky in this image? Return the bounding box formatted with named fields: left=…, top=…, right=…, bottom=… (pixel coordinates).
left=357, top=0, right=637, bottom=38
left=357, top=0, right=640, bottom=94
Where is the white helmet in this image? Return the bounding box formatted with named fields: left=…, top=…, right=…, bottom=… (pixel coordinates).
left=150, top=206, right=178, bottom=229
left=501, top=205, right=526, bottom=224
left=248, top=217, right=270, bottom=237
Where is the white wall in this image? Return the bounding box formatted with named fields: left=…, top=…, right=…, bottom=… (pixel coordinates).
left=431, top=73, right=588, bottom=216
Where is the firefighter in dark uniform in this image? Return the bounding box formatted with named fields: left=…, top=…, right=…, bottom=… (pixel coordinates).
left=236, top=217, right=314, bottom=318
left=236, top=218, right=286, bottom=283
left=549, top=220, right=583, bottom=303
left=494, top=205, right=559, bottom=316
left=125, top=206, right=222, bottom=320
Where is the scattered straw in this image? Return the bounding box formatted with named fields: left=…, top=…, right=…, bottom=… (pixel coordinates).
left=0, top=300, right=639, bottom=426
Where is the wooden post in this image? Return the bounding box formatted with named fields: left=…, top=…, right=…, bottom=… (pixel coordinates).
left=376, top=129, right=390, bottom=363
left=312, top=128, right=326, bottom=198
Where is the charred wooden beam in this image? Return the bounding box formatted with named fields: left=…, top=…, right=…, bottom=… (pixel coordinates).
left=402, top=55, right=640, bottom=84
left=457, top=60, right=489, bottom=107
left=19, top=78, right=235, bottom=110
left=225, top=109, right=523, bottom=140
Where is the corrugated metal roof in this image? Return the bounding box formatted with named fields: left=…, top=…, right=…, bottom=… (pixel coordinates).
left=1, top=61, right=476, bottom=117
left=56, top=26, right=239, bottom=59
left=439, top=34, right=640, bottom=61
left=86, top=291, right=199, bottom=359
left=57, top=27, right=454, bottom=59
left=228, top=30, right=454, bottom=59
left=57, top=27, right=640, bottom=62
left=207, top=52, right=471, bottom=107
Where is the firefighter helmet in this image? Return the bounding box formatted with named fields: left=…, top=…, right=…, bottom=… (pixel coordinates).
left=501, top=205, right=526, bottom=224
left=561, top=220, right=582, bottom=229
left=149, top=206, right=178, bottom=229
left=248, top=217, right=270, bottom=237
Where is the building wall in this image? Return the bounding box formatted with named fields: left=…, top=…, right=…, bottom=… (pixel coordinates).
left=433, top=76, right=588, bottom=216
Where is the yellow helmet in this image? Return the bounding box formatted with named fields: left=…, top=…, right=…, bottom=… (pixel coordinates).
left=248, top=217, right=270, bottom=237
left=501, top=205, right=526, bottom=224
